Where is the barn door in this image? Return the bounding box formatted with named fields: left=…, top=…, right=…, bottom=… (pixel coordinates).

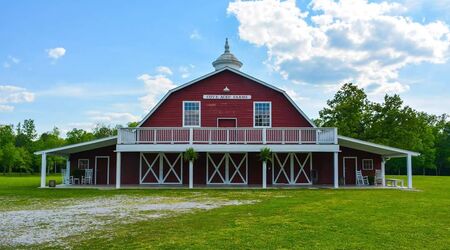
left=272, top=153, right=312, bottom=185
left=206, top=153, right=247, bottom=184
left=140, top=153, right=183, bottom=184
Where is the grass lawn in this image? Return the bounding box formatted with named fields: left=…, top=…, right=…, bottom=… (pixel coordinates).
left=0, top=175, right=449, bottom=249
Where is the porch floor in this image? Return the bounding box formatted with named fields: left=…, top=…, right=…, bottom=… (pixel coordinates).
left=52, top=184, right=407, bottom=190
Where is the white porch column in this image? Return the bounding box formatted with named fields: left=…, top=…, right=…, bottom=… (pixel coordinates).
left=66, top=159, right=71, bottom=184
left=262, top=161, right=267, bottom=189
left=407, top=154, right=412, bottom=188
left=333, top=152, right=339, bottom=188
left=381, top=158, right=386, bottom=187
left=40, top=153, right=47, bottom=188
left=189, top=160, right=193, bottom=189
left=116, top=152, right=121, bottom=189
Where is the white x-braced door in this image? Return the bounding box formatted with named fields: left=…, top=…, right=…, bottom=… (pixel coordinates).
left=140, top=153, right=183, bottom=184
left=272, top=152, right=312, bottom=185
left=206, top=153, right=248, bottom=184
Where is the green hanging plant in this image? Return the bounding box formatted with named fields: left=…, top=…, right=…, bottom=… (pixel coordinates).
left=183, top=147, right=198, bottom=163
left=259, top=147, right=272, bottom=163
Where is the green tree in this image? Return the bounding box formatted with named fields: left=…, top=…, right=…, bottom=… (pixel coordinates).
left=317, top=83, right=371, bottom=139
left=92, top=124, right=117, bottom=139
left=66, top=128, right=95, bottom=144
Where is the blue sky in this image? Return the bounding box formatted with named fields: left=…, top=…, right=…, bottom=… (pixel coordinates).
left=1, top=0, right=449, bottom=134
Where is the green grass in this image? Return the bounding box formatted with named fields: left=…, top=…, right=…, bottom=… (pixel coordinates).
left=1, top=175, right=449, bottom=249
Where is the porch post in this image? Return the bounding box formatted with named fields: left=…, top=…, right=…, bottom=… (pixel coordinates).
left=407, top=153, right=412, bottom=188
left=40, top=153, right=47, bottom=188
left=66, top=158, right=71, bottom=184
left=262, top=161, right=267, bottom=189
left=381, top=158, right=386, bottom=186
left=189, top=160, right=193, bottom=189
left=333, top=152, right=339, bottom=188
left=116, top=152, right=121, bottom=189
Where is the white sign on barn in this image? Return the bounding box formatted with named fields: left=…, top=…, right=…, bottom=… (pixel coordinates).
left=203, top=95, right=251, bottom=100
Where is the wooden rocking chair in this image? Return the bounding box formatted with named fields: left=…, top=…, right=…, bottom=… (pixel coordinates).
left=374, top=169, right=383, bottom=186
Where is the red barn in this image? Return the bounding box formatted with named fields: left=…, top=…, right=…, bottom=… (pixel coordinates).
left=36, top=40, right=419, bottom=189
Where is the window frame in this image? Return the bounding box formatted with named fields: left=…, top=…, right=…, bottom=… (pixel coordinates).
left=78, top=159, right=90, bottom=169
left=182, top=101, right=201, bottom=127
left=253, top=101, right=272, bottom=128
left=362, top=159, right=374, bottom=170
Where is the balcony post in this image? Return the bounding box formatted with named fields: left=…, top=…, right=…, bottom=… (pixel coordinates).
left=262, top=128, right=267, bottom=144
left=334, top=128, right=338, bottom=144
left=298, top=129, right=302, bottom=144
left=189, top=128, right=193, bottom=145
left=316, top=129, right=319, bottom=144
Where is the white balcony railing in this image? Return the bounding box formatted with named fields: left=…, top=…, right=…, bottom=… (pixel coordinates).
left=118, top=127, right=337, bottom=145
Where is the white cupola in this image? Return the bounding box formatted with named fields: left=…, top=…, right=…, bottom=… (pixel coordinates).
left=212, top=38, right=243, bottom=71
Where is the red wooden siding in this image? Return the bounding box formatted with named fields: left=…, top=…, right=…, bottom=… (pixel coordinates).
left=141, top=70, right=312, bottom=128
left=69, top=146, right=382, bottom=186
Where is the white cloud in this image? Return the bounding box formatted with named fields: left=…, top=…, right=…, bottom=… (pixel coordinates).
left=156, top=66, right=173, bottom=75
left=0, top=85, right=35, bottom=111
left=137, top=73, right=176, bottom=111
left=47, top=47, right=66, bottom=59
left=0, top=104, right=14, bottom=112
left=0, top=85, right=34, bottom=103
left=86, top=111, right=140, bottom=124
left=2, top=56, right=20, bottom=69
left=8, top=56, right=20, bottom=64
left=189, top=29, right=202, bottom=40
left=179, top=64, right=195, bottom=79
left=228, top=0, right=450, bottom=95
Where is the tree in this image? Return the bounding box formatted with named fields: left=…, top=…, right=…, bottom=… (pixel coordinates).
left=435, top=120, right=450, bottom=174
left=66, top=128, right=95, bottom=144
left=127, top=121, right=139, bottom=127
left=92, top=124, right=117, bottom=139
left=317, top=83, right=371, bottom=139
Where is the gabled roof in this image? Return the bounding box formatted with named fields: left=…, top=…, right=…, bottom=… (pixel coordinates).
left=34, top=136, right=117, bottom=156
left=338, top=135, right=420, bottom=158
left=137, top=67, right=316, bottom=127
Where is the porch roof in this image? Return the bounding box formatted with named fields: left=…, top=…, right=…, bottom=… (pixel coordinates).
left=338, top=135, right=420, bottom=158
left=34, top=136, right=117, bottom=156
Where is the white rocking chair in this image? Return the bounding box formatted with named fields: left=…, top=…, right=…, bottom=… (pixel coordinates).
left=374, top=169, right=383, bottom=186
left=356, top=170, right=369, bottom=186
left=81, top=169, right=93, bottom=185
left=61, top=169, right=73, bottom=185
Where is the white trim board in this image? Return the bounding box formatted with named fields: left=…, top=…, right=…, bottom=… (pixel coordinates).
left=137, top=67, right=316, bottom=127
left=35, top=136, right=117, bottom=155
left=338, top=135, right=420, bottom=157
left=116, top=144, right=340, bottom=153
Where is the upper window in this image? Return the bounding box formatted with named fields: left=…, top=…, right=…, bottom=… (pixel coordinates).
left=183, top=101, right=201, bottom=127
left=254, top=102, right=271, bottom=127
left=362, top=159, right=373, bottom=170
left=78, top=159, right=89, bottom=169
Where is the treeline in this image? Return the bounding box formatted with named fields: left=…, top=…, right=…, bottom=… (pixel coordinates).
left=316, top=83, right=450, bottom=175
left=0, top=120, right=139, bottom=174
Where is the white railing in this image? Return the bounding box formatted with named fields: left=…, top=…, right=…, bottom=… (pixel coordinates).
left=118, top=127, right=337, bottom=145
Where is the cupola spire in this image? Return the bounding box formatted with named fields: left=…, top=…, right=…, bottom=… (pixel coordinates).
left=212, top=38, right=243, bottom=71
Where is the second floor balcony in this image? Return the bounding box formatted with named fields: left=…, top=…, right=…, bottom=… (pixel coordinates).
left=118, top=127, right=337, bottom=145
